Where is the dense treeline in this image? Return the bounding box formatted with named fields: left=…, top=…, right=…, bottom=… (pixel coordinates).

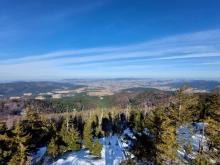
left=0, top=88, right=219, bottom=164
left=128, top=88, right=220, bottom=164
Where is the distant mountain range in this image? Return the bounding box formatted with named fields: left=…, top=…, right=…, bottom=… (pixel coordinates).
left=168, top=80, right=220, bottom=91
left=0, top=79, right=219, bottom=98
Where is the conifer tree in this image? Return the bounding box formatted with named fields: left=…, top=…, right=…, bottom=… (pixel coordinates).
left=156, top=116, right=177, bottom=164
left=128, top=110, right=136, bottom=129
left=21, top=106, right=50, bottom=150
left=83, top=117, right=103, bottom=157
left=91, top=139, right=102, bottom=158
left=205, top=117, right=220, bottom=163
left=0, top=122, right=7, bottom=134
left=83, top=119, right=93, bottom=150
left=66, top=127, right=81, bottom=151
left=48, top=137, right=59, bottom=158
left=145, top=107, right=177, bottom=164
left=95, top=125, right=104, bottom=138
left=9, top=122, right=31, bottom=165
left=199, top=92, right=220, bottom=163
left=47, top=122, right=63, bottom=158
left=0, top=122, right=14, bottom=163
left=134, top=111, right=144, bottom=132
left=176, top=88, right=199, bottom=125
left=59, top=119, right=81, bottom=152
left=192, top=153, right=211, bottom=165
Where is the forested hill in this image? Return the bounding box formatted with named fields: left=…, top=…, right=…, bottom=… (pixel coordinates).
left=168, top=80, right=220, bottom=91
left=114, top=87, right=173, bottom=108
left=0, top=88, right=172, bottom=116
left=0, top=81, right=84, bottom=97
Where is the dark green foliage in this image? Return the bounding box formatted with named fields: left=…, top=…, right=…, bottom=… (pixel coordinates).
left=134, top=111, right=144, bottom=132
left=1, top=107, right=53, bottom=164
left=8, top=122, right=32, bottom=165
left=48, top=137, right=59, bottom=158
left=128, top=110, right=135, bottom=129
left=47, top=117, right=81, bottom=158
left=83, top=119, right=93, bottom=150
left=83, top=116, right=103, bottom=157
left=175, top=89, right=200, bottom=125
left=52, top=94, right=116, bottom=113
left=192, top=153, right=212, bottom=165
left=131, top=133, right=155, bottom=161
left=144, top=107, right=177, bottom=164
left=0, top=88, right=219, bottom=164
left=20, top=107, right=50, bottom=150
left=120, top=159, right=136, bottom=165
left=0, top=122, right=14, bottom=164
left=47, top=122, right=65, bottom=158
left=59, top=119, right=81, bottom=151
left=128, top=110, right=144, bottom=132
left=101, top=117, right=112, bottom=136
left=91, top=139, right=102, bottom=158
left=202, top=92, right=220, bottom=163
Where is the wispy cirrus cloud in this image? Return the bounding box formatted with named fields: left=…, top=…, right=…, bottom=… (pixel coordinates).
left=0, top=29, right=220, bottom=80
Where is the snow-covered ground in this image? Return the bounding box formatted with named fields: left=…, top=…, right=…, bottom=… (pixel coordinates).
left=177, top=122, right=208, bottom=162
left=35, top=124, right=210, bottom=164
left=31, top=146, right=47, bottom=165
left=52, top=135, right=126, bottom=165
left=123, top=128, right=136, bottom=140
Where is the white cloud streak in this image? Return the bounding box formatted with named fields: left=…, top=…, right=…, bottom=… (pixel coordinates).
left=0, top=29, right=220, bottom=80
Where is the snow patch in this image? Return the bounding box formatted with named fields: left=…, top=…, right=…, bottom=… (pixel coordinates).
left=52, top=135, right=126, bottom=165
left=31, top=146, right=47, bottom=164
left=123, top=128, right=136, bottom=140
left=177, top=122, right=208, bottom=162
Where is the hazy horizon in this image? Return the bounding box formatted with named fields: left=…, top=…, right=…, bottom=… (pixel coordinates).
left=1, top=77, right=220, bottom=84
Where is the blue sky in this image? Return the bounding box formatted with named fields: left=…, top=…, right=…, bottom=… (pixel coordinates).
left=0, top=0, right=220, bottom=80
